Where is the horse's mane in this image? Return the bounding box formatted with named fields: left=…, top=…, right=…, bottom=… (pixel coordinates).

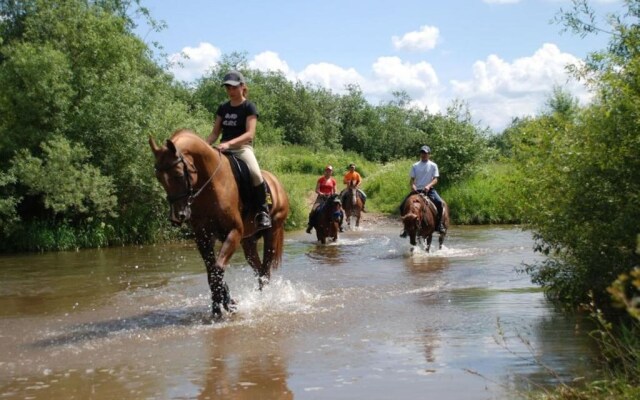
left=169, top=129, right=212, bottom=156
left=170, top=128, right=203, bottom=142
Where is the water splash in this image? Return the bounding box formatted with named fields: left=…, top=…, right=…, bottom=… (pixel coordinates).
left=230, top=275, right=322, bottom=320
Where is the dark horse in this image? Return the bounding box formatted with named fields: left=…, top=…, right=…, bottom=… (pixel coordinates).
left=401, top=193, right=449, bottom=252
left=149, top=129, right=289, bottom=320
left=341, top=181, right=363, bottom=229
left=310, top=194, right=342, bottom=244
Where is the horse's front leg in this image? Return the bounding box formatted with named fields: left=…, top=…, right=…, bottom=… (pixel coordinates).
left=195, top=234, right=224, bottom=320
left=409, top=232, right=417, bottom=247
left=197, top=230, right=241, bottom=320
left=425, top=234, right=433, bottom=253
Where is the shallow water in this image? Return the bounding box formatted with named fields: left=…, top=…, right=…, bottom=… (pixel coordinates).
left=0, top=220, right=597, bottom=399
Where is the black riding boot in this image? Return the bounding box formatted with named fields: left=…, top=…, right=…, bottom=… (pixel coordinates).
left=254, top=182, right=272, bottom=229
left=436, top=207, right=445, bottom=233
left=306, top=213, right=313, bottom=234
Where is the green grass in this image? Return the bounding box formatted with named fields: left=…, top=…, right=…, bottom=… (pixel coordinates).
left=258, top=145, right=388, bottom=229
left=258, top=146, right=525, bottom=229
left=442, top=162, right=522, bottom=224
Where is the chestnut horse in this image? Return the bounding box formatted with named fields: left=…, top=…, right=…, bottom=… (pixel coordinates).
left=401, top=193, right=449, bottom=252
left=341, top=181, right=363, bottom=229
left=149, top=129, right=289, bottom=320
left=311, top=194, right=342, bottom=244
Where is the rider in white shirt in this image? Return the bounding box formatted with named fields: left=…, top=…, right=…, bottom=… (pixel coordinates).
left=400, top=145, right=446, bottom=236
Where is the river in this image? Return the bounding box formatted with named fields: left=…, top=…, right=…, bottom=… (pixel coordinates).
left=0, top=218, right=597, bottom=399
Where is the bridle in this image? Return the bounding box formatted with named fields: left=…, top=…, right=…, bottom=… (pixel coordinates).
left=154, top=149, right=222, bottom=207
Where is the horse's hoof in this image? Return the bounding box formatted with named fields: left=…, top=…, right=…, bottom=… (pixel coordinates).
left=224, top=298, right=238, bottom=313
left=211, top=307, right=223, bottom=322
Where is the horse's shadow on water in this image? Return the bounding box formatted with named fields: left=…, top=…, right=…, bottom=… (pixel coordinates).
left=30, top=306, right=211, bottom=348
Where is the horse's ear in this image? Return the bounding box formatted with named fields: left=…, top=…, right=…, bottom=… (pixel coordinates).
left=165, top=139, right=178, bottom=155
left=149, top=135, right=161, bottom=156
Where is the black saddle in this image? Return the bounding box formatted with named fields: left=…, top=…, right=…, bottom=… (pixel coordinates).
left=223, top=153, right=272, bottom=216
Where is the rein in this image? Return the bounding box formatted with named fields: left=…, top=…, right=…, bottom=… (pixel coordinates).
left=155, top=147, right=223, bottom=206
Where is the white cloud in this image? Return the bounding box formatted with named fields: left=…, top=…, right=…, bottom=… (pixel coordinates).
left=363, top=57, right=442, bottom=112
left=370, top=56, right=439, bottom=89
left=392, top=25, right=440, bottom=52
left=297, top=63, right=365, bottom=93
left=168, top=42, right=221, bottom=82
left=450, top=43, right=591, bottom=130
left=165, top=40, right=595, bottom=132
left=249, top=51, right=293, bottom=77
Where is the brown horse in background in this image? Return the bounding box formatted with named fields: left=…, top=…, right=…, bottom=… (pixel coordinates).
left=310, top=194, right=342, bottom=244
left=401, top=193, right=449, bottom=252
left=341, top=181, right=362, bottom=229
left=149, top=129, right=289, bottom=320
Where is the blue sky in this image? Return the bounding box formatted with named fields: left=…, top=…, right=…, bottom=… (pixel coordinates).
left=135, top=0, right=622, bottom=132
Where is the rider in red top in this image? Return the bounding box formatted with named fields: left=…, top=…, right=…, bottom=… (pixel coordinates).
left=316, top=170, right=337, bottom=195
left=306, top=165, right=343, bottom=234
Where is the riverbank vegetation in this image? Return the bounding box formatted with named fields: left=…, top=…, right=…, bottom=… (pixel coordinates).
left=0, top=0, right=638, bottom=397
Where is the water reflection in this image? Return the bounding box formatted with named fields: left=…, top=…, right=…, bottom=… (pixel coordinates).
left=0, top=225, right=601, bottom=399
left=305, top=242, right=346, bottom=265
left=198, top=329, right=293, bottom=399
left=403, top=250, right=452, bottom=275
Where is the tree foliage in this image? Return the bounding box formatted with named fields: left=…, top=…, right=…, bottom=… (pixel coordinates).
left=0, top=0, right=206, bottom=250
left=507, top=1, right=640, bottom=308
left=10, top=136, right=117, bottom=219
left=0, top=0, right=490, bottom=252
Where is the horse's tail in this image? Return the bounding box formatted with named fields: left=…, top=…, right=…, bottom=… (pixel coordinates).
left=271, top=221, right=285, bottom=270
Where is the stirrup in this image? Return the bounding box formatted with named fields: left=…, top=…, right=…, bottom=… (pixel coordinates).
left=399, top=230, right=407, bottom=238
left=438, top=225, right=446, bottom=233
left=256, top=212, right=272, bottom=229
left=305, top=225, right=312, bottom=234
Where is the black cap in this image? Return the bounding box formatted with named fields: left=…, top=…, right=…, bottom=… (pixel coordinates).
left=222, top=70, right=245, bottom=86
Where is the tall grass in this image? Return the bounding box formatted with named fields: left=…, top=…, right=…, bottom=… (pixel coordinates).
left=259, top=146, right=525, bottom=228
left=361, top=159, right=414, bottom=214
left=258, top=145, right=382, bottom=229
left=1, top=220, right=114, bottom=252
left=442, top=162, right=522, bottom=224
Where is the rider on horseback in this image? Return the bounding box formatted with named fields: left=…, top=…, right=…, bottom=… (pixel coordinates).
left=206, top=70, right=271, bottom=230
left=341, top=163, right=367, bottom=212
left=306, top=165, right=345, bottom=234
left=400, top=145, right=446, bottom=237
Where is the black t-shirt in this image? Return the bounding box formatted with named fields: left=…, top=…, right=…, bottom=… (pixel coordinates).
left=216, top=100, right=259, bottom=143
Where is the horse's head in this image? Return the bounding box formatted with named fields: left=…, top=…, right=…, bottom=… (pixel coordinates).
left=402, top=195, right=426, bottom=246
left=149, top=136, right=198, bottom=226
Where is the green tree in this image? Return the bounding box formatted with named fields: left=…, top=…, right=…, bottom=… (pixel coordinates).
left=513, top=0, right=640, bottom=308
left=10, top=136, right=117, bottom=221
left=0, top=0, right=208, bottom=249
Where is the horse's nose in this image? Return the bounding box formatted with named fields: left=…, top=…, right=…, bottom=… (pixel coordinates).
left=178, top=207, right=191, bottom=222
left=169, top=212, right=183, bottom=226
left=168, top=206, right=189, bottom=226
